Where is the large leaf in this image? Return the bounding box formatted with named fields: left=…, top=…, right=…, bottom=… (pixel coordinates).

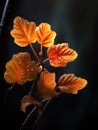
left=4, top=52, right=41, bottom=85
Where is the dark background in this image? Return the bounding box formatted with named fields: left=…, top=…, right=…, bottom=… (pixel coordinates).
left=0, top=0, right=98, bottom=130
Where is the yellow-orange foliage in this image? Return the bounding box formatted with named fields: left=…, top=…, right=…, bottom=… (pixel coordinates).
left=37, top=71, right=58, bottom=98
left=4, top=52, right=41, bottom=85
left=35, top=23, right=56, bottom=47
left=10, top=16, right=36, bottom=47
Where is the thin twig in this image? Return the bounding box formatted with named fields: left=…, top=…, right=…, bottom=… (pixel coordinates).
left=20, top=106, right=37, bottom=130
left=29, top=81, right=36, bottom=95
left=0, top=0, right=10, bottom=26
left=32, top=98, right=51, bottom=130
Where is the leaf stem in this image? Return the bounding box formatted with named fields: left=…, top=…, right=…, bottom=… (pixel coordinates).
left=42, top=58, right=49, bottom=63
left=39, top=44, right=43, bottom=62
left=29, top=43, right=40, bottom=62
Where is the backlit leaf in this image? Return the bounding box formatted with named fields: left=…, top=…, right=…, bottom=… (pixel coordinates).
left=35, top=23, right=56, bottom=47
left=10, top=16, right=36, bottom=47
left=47, top=43, right=78, bottom=67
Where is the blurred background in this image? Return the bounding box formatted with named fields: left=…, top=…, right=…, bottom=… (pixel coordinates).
left=0, top=0, right=98, bottom=129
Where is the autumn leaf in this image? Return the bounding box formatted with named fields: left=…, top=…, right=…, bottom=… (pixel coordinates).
left=4, top=52, right=42, bottom=85
left=10, top=16, right=36, bottom=47
left=57, top=73, right=88, bottom=94
left=35, top=23, right=56, bottom=47
left=21, top=94, right=41, bottom=112
left=37, top=71, right=58, bottom=98
left=47, top=43, right=78, bottom=67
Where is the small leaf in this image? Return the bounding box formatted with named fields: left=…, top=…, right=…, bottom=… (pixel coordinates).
left=35, top=23, right=56, bottom=47
left=21, top=94, right=41, bottom=112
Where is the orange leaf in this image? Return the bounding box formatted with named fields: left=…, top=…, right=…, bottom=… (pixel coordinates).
left=47, top=43, right=78, bottom=67
left=4, top=52, right=41, bottom=85
left=21, top=94, right=41, bottom=112
left=57, top=74, right=88, bottom=94
left=37, top=71, right=58, bottom=98
left=35, top=23, right=56, bottom=47
left=10, top=16, right=36, bottom=47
